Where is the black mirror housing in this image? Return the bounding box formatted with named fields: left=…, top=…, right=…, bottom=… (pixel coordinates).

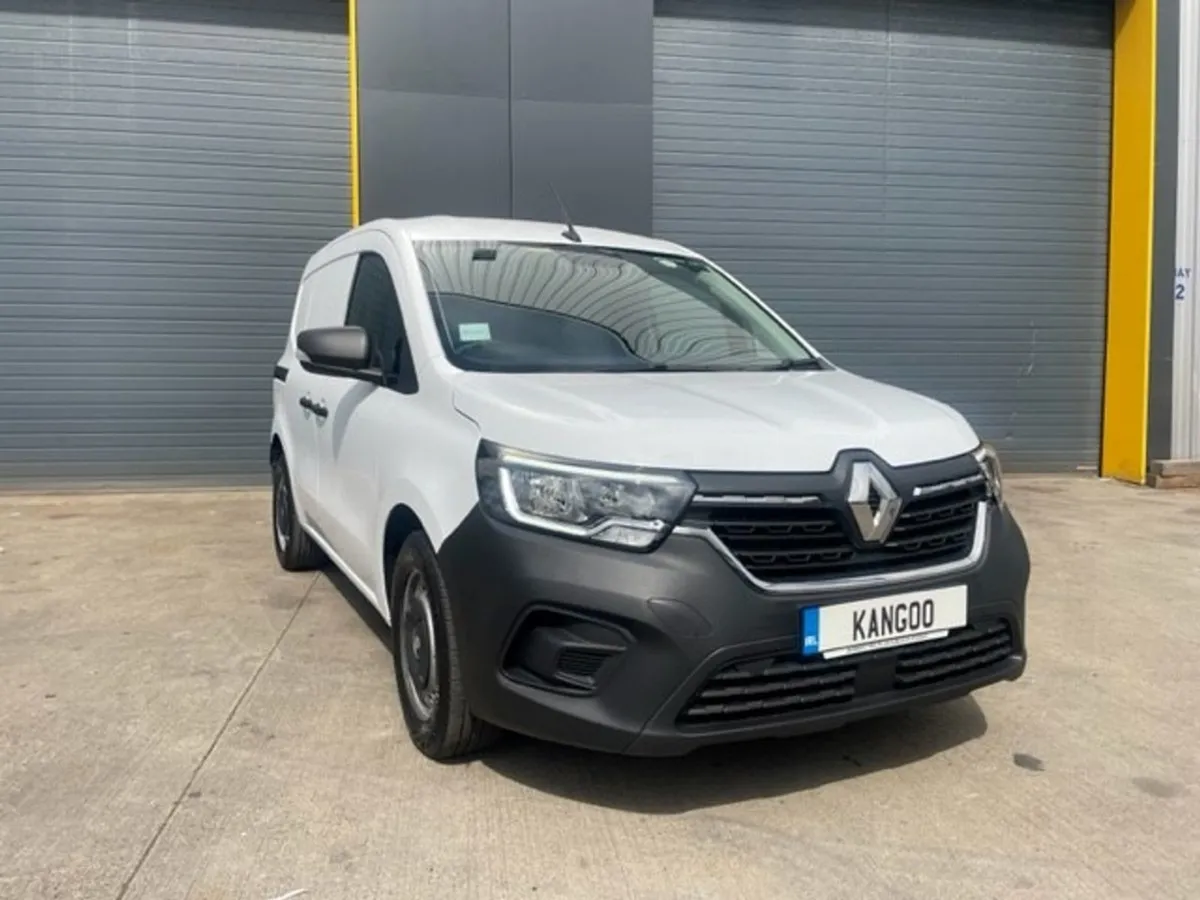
left=297, top=326, right=372, bottom=371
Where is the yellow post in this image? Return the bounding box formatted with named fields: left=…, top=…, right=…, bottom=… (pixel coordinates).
left=348, top=0, right=362, bottom=227
left=1101, top=0, right=1157, bottom=483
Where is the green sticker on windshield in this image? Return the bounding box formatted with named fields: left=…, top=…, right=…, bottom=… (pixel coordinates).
left=458, top=322, right=492, bottom=342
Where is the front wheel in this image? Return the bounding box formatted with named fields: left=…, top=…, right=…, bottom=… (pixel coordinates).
left=271, top=454, right=325, bottom=572
left=389, top=532, right=501, bottom=760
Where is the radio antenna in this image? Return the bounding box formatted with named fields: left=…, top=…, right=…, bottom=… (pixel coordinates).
left=549, top=183, right=582, bottom=243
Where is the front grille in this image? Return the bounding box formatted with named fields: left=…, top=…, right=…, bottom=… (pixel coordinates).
left=678, top=654, right=858, bottom=726
left=894, top=620, right=1013, bottom=688
left=692, top=479, right=987, bottom=584
left=678, top=620, right=1015, bottom=728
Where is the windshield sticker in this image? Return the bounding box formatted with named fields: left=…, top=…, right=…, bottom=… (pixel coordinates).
left=458, top=322, right=492, bottom=342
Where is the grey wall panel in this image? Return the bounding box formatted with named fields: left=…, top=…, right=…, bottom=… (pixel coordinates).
left=356, top=0, right=511, bottom=221
left=356, top=0, right=509, bottom=97
left=653, top=0, right=1113, bottom=471
left=358, top=90, right=512, bottom=219
left=508, top=0, right=654, bottom=234
left=1150, top=0, right=1180, bottom=463
left=511, top=101, right=653, bottom=232
left=0, top=0, right=350, bottom=484
left=357, top=0, right=654, bottom=232
left=510, top=0, right=652, bottom=105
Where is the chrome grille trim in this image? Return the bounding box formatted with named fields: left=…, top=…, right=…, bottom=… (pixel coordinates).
left=911, top=472, right=986, bottom=498
left=674, top=502, right=989, bottom=595
left=691, top=493, right=820, bottom=507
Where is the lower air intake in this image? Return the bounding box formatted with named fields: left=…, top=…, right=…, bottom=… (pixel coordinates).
left=679, top=620, right=1016, bottom=727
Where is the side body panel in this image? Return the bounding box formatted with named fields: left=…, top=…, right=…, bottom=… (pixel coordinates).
left=273, top=252, right=359, bottom=531
left=308, top=228, right=485, bottom=616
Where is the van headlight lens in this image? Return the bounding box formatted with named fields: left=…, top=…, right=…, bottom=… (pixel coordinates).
left=973, top=443, right=1004, bottom=506
left=476, top=443, right=695, bottom=550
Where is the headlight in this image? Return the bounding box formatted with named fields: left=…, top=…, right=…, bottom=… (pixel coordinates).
left=475, top=442, right=695, bottom=550
left=973, top=443, right=1004, bottom=506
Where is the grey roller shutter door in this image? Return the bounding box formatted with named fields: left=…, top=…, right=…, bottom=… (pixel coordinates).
left=0, top=0, right=349, bottom=485
left=654, top=0, right=1112, bottom=471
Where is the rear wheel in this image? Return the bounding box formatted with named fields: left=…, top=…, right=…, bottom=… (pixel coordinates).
left=390, top=532, right=500, bottom=760
left=271, top=454, right=325, bottom=571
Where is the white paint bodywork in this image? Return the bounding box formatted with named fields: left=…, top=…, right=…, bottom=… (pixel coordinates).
left=450, top=368, right=977, bottom=472
left=272, top=216, right=983, bottom=622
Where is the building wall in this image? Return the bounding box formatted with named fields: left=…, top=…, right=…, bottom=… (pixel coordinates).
left=354, top=0, right=1153, bottom=474
left=0, top=0, right=350, bottom=485
left=651, top=0, right=1113, bottom=472
left=1174, top=0, right=1200, bottom=459
left=354, top=0, right=654, bottom=234
left=1102, top=0, right=1180, bottom=482
left=0, top=0, right=1179, bottom=484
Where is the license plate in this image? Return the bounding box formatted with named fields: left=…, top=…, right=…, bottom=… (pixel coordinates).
left=800, top=585, right=968, bottom=659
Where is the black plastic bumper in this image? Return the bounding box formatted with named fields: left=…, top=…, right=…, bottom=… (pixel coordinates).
left=436, top=502, right=1029, bottom=757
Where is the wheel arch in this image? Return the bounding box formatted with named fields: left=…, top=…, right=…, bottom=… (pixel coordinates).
left=382, top=503, right=428, bottom=608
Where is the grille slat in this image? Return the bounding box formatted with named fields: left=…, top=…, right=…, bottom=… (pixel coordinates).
left=696, top=479, right=987, bottom=583
left=678, top=621, right=1016, bottom=728
left=683, top=686, right=857, bottom=723
left=898, top=494, right=980, bottom=522
left=720, top=530, right=847, bottom=547
left=894, top=621, right=1014, bottom=688
left=897, top=624, right=1008, bottom=667
left=558, top=648, right=613, bottom=678
left=896, top=629, right=1010, bottom=669
left=698, top=670, right=856, bottom=702
left=716, top=517, right=839, bottom=534
left=709, top=656, right=850, bottom=681
left=894, top=645, right=1012, bottom=688
left=888, top=513, right=976, bottom=540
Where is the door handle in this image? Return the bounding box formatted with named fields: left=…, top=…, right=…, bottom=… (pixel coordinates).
left=298, top=397, right=329, bottom=419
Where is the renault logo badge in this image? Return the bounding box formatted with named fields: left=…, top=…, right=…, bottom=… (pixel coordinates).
left=847, top=461, right=902, bottom=543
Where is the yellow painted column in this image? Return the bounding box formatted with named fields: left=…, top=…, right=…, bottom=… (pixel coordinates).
left=1101, top=0, right=1157, bottom=482
left=349, top=0, right=362, bottom=227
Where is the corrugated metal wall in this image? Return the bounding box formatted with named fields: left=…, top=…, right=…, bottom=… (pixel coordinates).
left=653, top=0, right=1113, bottom=471
left=1175, top=0, right=1200, bottom=460
left=0, top=0, right=349, bottom=484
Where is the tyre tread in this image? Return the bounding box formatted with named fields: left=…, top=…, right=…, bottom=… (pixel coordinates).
left=393, top=532, right=500, bottom=760
left=272, top=456, right=325, bottom=572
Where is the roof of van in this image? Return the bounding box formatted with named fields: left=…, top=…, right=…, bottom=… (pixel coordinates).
left=349, top=215, right=698, bottom=258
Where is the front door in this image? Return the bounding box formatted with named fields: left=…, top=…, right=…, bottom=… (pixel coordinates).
left=315, top=248, right=418, bottom=602
left=289, top=253, right=358, bottom=544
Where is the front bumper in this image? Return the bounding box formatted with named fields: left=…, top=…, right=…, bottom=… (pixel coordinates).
left=436, top=502, right=1029, bottom=757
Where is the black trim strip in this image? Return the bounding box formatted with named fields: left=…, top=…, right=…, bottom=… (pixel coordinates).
left=684, top=449, right=980, bottom=499
left=273, top=365, right=289, bottom=383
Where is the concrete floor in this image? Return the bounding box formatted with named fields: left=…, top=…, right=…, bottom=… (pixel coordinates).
left=1, top=478, right=1198, bottom=900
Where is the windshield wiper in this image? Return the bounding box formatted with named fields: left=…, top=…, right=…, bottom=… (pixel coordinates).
left=595, top=359, right=826, bottom=373
left=656, top=359, right=824, bottom=372
left=755, top=357, right=825, bottom=371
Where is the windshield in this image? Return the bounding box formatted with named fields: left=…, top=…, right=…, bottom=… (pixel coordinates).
left=413, top=240, right=818, bottom=373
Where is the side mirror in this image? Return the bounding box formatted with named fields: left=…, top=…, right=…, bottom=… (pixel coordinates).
left=296, top=326, right=375, bottom=379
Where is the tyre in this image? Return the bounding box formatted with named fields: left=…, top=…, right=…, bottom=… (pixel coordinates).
left=389, top=531, right=501, bottom=760
left=271, top=454, right=325, bottom=572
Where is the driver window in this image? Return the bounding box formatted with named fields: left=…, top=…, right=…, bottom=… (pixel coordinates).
left=345, top=252, right=415, bottom=391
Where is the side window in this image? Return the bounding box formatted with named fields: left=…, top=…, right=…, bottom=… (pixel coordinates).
left=302, top=254, right=357, bottom=331
left=345, top=252, right=415, bottom=391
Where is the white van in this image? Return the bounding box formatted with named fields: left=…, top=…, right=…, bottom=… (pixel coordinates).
left=270, top=216, right=1029, bottom=760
